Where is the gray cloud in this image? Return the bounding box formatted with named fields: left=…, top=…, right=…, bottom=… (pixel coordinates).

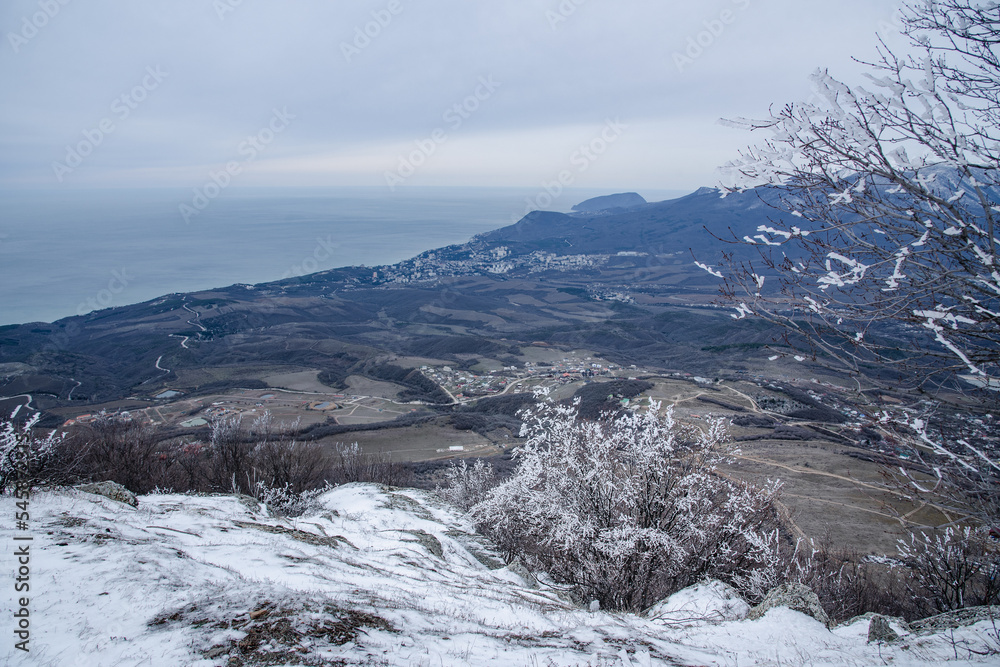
left=1, top=0, right=908, bottom=191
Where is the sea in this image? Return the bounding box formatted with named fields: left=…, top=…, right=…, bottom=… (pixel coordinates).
left=0, top=186, right=686, bottom=326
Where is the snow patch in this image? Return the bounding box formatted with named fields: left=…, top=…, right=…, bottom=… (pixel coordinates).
left=4, top=485, right=999, bottom=665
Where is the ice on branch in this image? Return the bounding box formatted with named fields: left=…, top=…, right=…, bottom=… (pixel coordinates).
left=914, top=308, right=978, bottom=330
left=818, top=253, right=869, bottom=288
left=732, top=303, right=753, bottom=319
left=803, top=296, right=824, bottom=313
left=828, top=188, right=854, bottom=205
left=695, top=262, right=724, bottom=278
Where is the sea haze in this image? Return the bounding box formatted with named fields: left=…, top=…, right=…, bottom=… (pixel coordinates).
left=0, top=186, right=686, bottom=326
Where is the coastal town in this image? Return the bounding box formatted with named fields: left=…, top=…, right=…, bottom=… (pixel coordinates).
left=366, top=246, right=615, bottom=285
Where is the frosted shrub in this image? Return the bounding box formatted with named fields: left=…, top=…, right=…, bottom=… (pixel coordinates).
left=253, top=437, right=330, bottom=494
left=205, top=414, right=254, bottom=493
left=78, top=411, right=161, bottom=493
left=327, top=441, right=407, bottom=487
left=0, top=410, right=64, bottom=493
left=466, top=400, right=783, bottom=611
left=438, top=459, right=497, bottom=512
left=782, top=539, right=915, bottom=622
left=898, top=526, right=1000, bottom=614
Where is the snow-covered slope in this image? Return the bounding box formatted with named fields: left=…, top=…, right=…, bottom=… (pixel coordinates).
left=3, top=484, right=998, bottom=666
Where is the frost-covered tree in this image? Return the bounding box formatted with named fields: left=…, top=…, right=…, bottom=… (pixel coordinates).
left=465, top=400, right=783, bottom=611
left=713, top=1, right=1000, bottom=531
left=716, top=0, right=999, bottom=392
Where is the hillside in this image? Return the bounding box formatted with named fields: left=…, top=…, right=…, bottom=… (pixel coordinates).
left=5, top=484, right=998, bottom=666
left=0, top=187, right=796, bottom=415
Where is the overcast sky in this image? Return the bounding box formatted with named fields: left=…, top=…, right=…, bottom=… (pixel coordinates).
left=1, top=0, right=910, bottom=193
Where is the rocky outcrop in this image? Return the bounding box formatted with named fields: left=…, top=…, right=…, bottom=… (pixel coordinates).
left=747, top=583, right=830, bottom=627
left=76, top=481, right=138, bottom=507
left=402, top=529, right=443, bottom=559
left=909, top=606, right=1000, bottom=635
left=868, top=615, right=900, bottom=643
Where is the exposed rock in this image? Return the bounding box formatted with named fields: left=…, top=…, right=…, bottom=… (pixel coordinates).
left=840, top=611, right=910, bottom=633
left=645, top=580, right=750, bottom=625
left=402, top=529, right=443, bottom=559
left=76, top=481, right=138, bottom=507
left=444, top=529, right=506, bottom=570
left=386, top=492, right=436, bottom=521
left=204, top=645, right=228, bottom=659
left=233, top=493, right=265, bottom=514
left=232, top=520, right=353, bottom=549
left=909, top=606, right=1000, bottom=635
left=747, top=583, right=830, bottom=627
left=868, top=615, right=899, bottom=643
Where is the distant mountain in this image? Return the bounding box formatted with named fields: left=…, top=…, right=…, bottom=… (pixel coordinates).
left=474, top=186, right=787, bottom=258
left=571, top=192, right=646, bottom=213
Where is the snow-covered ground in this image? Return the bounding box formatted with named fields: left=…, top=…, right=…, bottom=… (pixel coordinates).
left=2, top=484, right=998, bottom=666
